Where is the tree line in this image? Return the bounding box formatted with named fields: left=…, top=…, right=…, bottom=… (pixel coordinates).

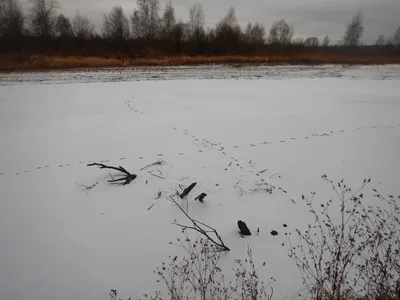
left=1, top=0, right=400, bottom=57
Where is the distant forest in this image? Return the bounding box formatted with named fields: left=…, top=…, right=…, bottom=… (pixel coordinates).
left=1, top=0, right=400, bottom=58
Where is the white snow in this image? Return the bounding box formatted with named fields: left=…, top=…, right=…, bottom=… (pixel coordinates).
left=0, top=66, right=400, bottom=300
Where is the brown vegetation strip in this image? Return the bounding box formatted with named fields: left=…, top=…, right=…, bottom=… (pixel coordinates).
left=1, top=53, right=400, bottom=72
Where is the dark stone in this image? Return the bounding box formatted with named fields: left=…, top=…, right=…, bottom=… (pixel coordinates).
left=238, top=220, right=251, bottom=236
left=270, top=230, right=278, bottom=236
left=283, top=224, right=287, bottom=228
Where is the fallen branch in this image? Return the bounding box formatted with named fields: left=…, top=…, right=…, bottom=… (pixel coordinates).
left=170, top=195, right=230, bottom=251
left=179, top=182, right=197, bottom=199
left=140, top=160, right=165, bottom=171
left=87, top=163, right=137, bottom=185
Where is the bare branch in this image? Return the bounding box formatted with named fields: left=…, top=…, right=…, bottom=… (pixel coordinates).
left=87, top=162, right=137, bottom=185
left=169, top=195, right=230, bottom=251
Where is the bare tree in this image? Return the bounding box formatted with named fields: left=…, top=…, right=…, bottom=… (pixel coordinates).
left=292, top=37, right=304, bottom=46
left=304, top=37, right=319, bottom=47
left=102, top=6, right=130, bottom=40
left=130, top=9, right=141, bottom=39
left=28, top=0, right=59, bottom=37
left=171, top=21, right=185, bottom=53
left=188, top=3, right=205, bottom=43
left=267, top=18, right=293, bottom=45
left=342, top=11, right=364, bottom=46
left=322, top=35, right=330, bottom=47
left=219, top=6, right=237, bottom=28
left=394, top=26, right=400, bottom=46
left=55, top=13, right=72, bottom=37
left=0, top=0, right=24, bottom=37
left=385, top=37, right=393, bottom=46
left=244, top=22, right=265, bottom=45
left=213, top=6, right=242, bottom=53
left=133, top=0, right=161, bottom=41
left=161, top=1, right=175, bottom=39
left=375, top=35, right=385, bottom=46
left=72, top=11, right=94, bottom=40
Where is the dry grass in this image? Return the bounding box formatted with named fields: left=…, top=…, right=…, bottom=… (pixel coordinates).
left=1, top=51, right=400, bottom=72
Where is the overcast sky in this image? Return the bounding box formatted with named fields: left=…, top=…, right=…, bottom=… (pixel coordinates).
left=20, top=0, right=400, bottom=44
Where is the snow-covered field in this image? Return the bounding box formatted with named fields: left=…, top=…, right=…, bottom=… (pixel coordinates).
left=1, top=65, right=400, bottom=300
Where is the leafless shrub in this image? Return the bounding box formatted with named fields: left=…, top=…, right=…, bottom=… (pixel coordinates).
left=284, top=175, right=400, bottom=300
left=141, top=234, right=273, bottom=300
left=234, top=246, right=275, bottom=300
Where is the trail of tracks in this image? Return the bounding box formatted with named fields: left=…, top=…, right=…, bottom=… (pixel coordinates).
left=2, top=98, right=398, bottom=186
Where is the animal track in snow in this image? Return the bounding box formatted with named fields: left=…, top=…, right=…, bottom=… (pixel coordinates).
left=246, top=124, right=400, bottom=149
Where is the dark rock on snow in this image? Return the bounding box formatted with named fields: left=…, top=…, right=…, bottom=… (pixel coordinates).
left=238, top=220, right=252, bottom=236
left=195, top=193, right=207, bottom=202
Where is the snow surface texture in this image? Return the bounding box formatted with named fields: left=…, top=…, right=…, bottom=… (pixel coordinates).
left=1, top=64, right=400, bottom=85
left=1, top=66, right=400, bottom=300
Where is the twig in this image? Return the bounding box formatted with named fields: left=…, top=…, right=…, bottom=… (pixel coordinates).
left=155, top=190, right=163, bottom=200
left=170, top=195, right=230, bottom=251
left=234, top=176, right=250, bottom=196
left=75, top=181, right=98, bottom=195
left=140, top=160, right=165, bottom=171
left=269, top=173, right=282, bottom=179
left=147, top=203, right=156, bottom=211
left=150, top=173, right=165, bottom=180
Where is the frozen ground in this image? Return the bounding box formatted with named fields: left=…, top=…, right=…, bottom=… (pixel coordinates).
left=0, top=65, right=400, bottom=300
left=1, top=64, right=400, bottom=85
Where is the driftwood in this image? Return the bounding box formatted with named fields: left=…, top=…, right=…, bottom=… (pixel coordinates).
left=179, top=182, right=197, bottom=199
left=170, top=196, right=230, bottom=251
left=87, top=163, right=137, bottom=185
left=195, top=193, right=207, bottom=203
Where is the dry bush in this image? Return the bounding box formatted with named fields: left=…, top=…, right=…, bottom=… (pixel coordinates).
left=284, top=175, right=400, bottom=300
left=140, top=233, right=274, bottom=300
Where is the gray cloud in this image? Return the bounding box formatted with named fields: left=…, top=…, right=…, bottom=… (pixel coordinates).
left=20, top=0, right=400, bottom=44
